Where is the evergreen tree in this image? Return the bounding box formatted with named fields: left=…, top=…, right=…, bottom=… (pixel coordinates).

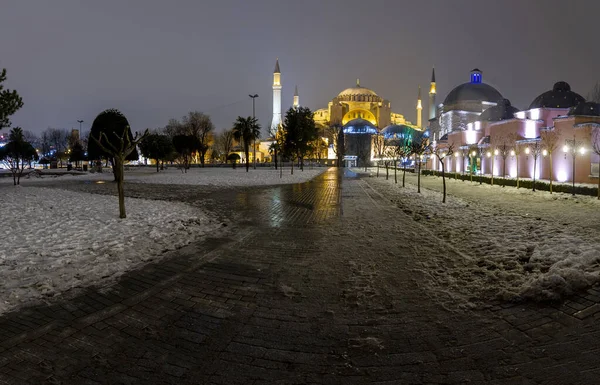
left=69, top=142, right=86, bottom=167
left=0, top=69, right=23, bottom=131
left=139, top=133, right=175, bottom=172
left=172, top=134, right=201, bottom=172
left=87, top=109, right=139, bottom=179
left=281, top=106, right=317, bottom=173
left=0, top=127, right=38, bottom=185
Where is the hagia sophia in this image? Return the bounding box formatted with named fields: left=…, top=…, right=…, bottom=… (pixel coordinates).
left=263, top=59, right=600, bottom=184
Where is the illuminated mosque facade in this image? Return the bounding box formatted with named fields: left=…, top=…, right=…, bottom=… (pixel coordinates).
left=265, top=59, right=424, bottom=165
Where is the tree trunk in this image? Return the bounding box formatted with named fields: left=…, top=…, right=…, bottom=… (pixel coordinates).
left=533, top=156, right=537, bottom=192
left=417, top=161, right=421, bottom=193
left=516, top=156, right=520, bottom=188
left=291, top=158, right=294, bottom=175
left=377, top=161, right=380, bottom=177
left=385, top=161, right=389, bottom=180
left=597, top=162, right=600, bottom=199
left=274, top=149, right=278, bottom=170
left=245, top=147, right=250, bottom=172
left=479, top=155, right=483, bottom=184
left=441, top=160, right=447, bottom=203
left=549, top=155, right=553, bottom=194
left=491, top=159, right=494, bottom=186
left=502, top=156, right=506, bottom=187
left=115, top=157, right=126, bottom=219
left=470, top=157, right=473, bottom=182
left=156, top=159, right=159, bottom=172
left=394, top=160, right=397, bottom=184
left=402, top=164, right=406, bottom=187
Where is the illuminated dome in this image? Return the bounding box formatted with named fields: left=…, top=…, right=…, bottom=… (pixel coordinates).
left=343, top=118, right=378, bottom=134
left=568, top=101, right=600, bottom=117
left=529, top=82, right=584, bottom=109
left=337, top=80, right=381, bottom=102
left=381, top=124, right=416, bottom=139
left=478, top=99, right=519, bottom=122
left=443, top=69, right=503, bottom=106
left=338, top=86, right=378, bottom=97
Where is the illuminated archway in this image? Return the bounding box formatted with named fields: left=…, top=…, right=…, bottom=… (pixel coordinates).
left=342, top=109, right=377, bottom=126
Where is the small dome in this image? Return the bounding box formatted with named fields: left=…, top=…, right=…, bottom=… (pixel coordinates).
left=443, top=83, right=503, bottom=106
left=568, top=101, right=600, bottom=117
left=343, top=118, right=378, bottom=134
left=381, top=124, right=416, bottom=139
left=528, top=81, right=584, bottom=109
left=478, top=99, right=519, bottom=122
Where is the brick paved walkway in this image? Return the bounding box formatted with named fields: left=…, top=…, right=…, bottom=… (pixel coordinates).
left=1, top=168, right=599, bottom=384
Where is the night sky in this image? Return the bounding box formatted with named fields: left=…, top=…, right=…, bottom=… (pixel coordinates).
left=1, top=0, right=598, bottom=135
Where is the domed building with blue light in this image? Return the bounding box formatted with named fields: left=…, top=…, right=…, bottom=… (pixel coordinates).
left=267, top=59, right=425, bottom=166
left=429, top=72, right=600, bottom=185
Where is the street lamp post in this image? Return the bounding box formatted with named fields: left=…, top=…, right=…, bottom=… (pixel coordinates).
left=77, top=120, right=84, bottom=132
left=563, top=134, right=584, bottom=196
left=249, top=94, right=259, bottom=169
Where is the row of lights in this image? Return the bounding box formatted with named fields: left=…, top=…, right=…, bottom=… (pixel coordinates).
left=443, top=146, right=586, bottom=158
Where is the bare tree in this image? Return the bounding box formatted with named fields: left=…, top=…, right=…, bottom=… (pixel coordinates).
left=490, top=133, right=511, bottom=187
left=163, top=118, right=183, bottom=138
left=508, top=132, right=523, bottom=188
left=591, top=127, right=600, bottom=199
left=372, top=133, right=386, bottom=177
left=325, top=121, right=343, bottom=167
left=540, top=128, right=559, bottom=193
left=218, top=128, right=235, bottom=163
left=45, top=127, right=69, bottom=166
left=527, top=140, right=543, bottom=192
left=40, top=131, right=52, bottom=158
left=433, top=142, right=455, bottom=203
left=468, top=144, right=478, bottom=183
left=22, top=130, right=40, bottom=150
left=92, top=129, right=148, bottom=218
left=181, top=111, right=214, bottom=167
left=411, top=132, right=430, bottom=193
left=587, top=81, right=600, bottom=103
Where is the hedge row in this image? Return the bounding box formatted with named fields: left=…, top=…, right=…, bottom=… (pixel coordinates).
left=421, top=170, right=599, bottom=197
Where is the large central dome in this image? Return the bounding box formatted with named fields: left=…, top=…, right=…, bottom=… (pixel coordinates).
left=443, top=69, right=503, bottom=106
left=338, top=79, right=379, bottom=98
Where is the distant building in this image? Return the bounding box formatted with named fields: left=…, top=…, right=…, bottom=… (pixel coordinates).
left=265, top=59, right=423, bottom=166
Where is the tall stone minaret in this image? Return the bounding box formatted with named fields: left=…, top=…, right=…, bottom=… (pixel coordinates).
left=293, top=85, right=299, bottom=108
left=428, top=67, right=436, bottom=121
left=270, top=58, right=282, bottom=134
left=416, top=86, right=423, bottom=129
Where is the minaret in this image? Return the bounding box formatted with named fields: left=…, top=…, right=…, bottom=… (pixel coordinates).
left=428, top=67, right=436, bottom=121
left=270, top=58, right=282, bottom=134
left=293, top=85, right=299, bottom=108
left=417, top=86, right=423, bottom=129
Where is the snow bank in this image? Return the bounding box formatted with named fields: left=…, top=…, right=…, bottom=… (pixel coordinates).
left=359, top=168, right=600, bottom=303
left=0, top=166, right=328, bottom=187
left=0, top=186, right=221, bottom=315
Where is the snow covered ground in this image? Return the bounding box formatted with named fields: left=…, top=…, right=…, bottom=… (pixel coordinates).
left=0, top=186, right=222, bottom=315
left=356, top=168, right=600, bottom=303
left=0, top=166, right=328, bottom=187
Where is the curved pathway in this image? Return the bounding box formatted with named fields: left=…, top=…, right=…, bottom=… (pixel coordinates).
left=0, top=168, right=599, bottom=384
